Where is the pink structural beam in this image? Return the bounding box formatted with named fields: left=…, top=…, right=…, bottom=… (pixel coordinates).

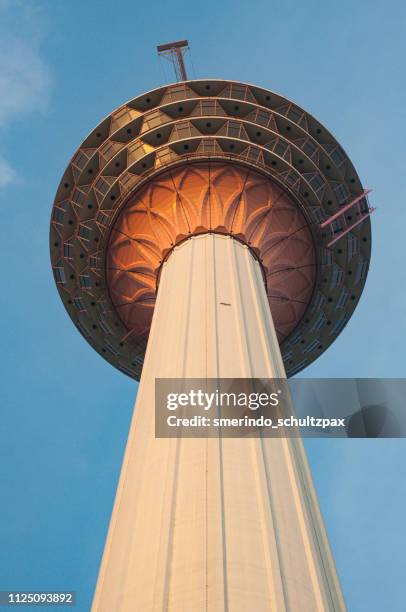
left=319, top=189, right=375, bottom=247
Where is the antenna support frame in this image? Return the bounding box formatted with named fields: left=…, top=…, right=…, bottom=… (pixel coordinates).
left=157, top=39, right=189, bottom=81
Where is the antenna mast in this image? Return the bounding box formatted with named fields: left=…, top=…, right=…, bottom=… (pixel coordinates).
left=157, top=39, right=189, bottom=81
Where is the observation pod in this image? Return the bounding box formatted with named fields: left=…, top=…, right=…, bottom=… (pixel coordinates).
left=50, top=78, right=372, bottom=611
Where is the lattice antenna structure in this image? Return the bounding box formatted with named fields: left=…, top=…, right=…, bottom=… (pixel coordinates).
left=157, top=39, right=189, bottom=81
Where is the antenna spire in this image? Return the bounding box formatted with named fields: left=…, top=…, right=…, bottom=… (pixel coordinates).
left=157, top=39, right=189, bottom=81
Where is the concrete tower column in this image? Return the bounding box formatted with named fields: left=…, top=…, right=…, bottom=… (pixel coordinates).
left=92, top=234, right=346, bottom=612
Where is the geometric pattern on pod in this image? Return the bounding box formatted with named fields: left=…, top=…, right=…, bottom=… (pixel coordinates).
left=50, top=79, right=372, bottom=379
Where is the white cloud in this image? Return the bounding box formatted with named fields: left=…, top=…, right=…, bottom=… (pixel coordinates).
left=0, top=155, right=16, bottom=186
left=0, top=1, right=51, bottom=185
left=0, top=37, right=51, bottom=126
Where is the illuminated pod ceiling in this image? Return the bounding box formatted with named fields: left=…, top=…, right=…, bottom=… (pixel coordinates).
left=50, top=80, right=371, bottom=379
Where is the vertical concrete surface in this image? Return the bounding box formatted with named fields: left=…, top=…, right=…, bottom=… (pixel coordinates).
left=92, top=234, right=346, bottom=612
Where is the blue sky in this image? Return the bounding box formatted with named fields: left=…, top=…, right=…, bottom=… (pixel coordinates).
left=0, top=0, right=405, bottom=610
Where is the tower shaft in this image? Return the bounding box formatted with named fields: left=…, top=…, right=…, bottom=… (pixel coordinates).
left=92, top=234, right=346, bottom=611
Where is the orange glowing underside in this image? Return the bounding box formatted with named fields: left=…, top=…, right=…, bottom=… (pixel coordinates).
left=107, top=162, right=316, bottom=344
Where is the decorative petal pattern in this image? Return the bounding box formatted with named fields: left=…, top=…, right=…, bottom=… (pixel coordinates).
left=107, top=163, right=316, bottom=343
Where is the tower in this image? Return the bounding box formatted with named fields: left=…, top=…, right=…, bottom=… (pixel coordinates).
left=50, top=54, right=372, bottom=610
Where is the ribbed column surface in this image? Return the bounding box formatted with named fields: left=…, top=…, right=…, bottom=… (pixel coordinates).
left=92, top=234, right=346, bottom=612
